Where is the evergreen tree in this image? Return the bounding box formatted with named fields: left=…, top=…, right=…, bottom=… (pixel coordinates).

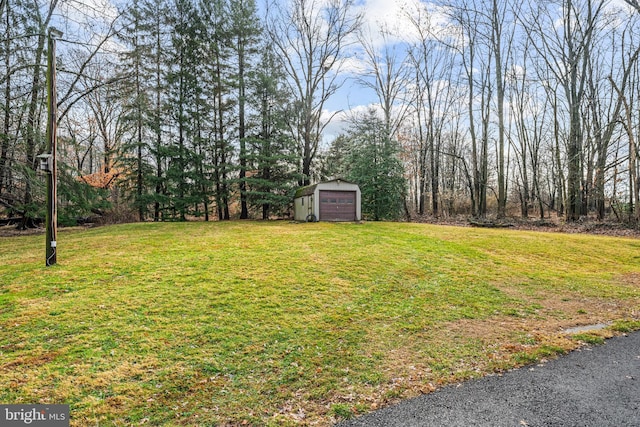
left=245, top=44, right=299, bottom=219
left=187, top=4, right=215, bottom=220
left=342, top=110, right=406, bottom=221
left=319, top=134, right=351, bottom=180
left=201, top=0, right=234, bottom=220
left=57, top=162, right=110, bottom=226
left=117, top=0, right=170, bottom=221
left=165, top=0, right=199, bottom=220
left=118, top=0, right=149, bottom=221
left=230, top=0, right=261, bottom=219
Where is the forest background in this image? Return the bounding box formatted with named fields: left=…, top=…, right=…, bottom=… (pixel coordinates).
left=2, top=0, right=640, bottom=227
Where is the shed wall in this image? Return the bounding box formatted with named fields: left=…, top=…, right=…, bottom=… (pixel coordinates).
left=294, top=180, right=361, bottom=222
left=293, top=195, right=314, bottom=221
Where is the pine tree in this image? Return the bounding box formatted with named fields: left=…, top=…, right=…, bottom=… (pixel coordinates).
left=319, top=134, right=351, bottom=180
left=117, top=0, right=171, bottom=221
left=201, top=0, right=234, bottom=220
left=165, top=0, right=196, bottom=220
left=343, top=110, right=406, bottom=221
left=229, top=0, right=261, bottom=219
left=245, top=44, right=299, bottom=219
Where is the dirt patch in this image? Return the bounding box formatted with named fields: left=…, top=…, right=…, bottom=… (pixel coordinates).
left=0, top=224, right=97, bottom=237
left=1, top=352, right=60, bottom=371
left=415, top=215, right=640, bottom=239
left=618, top=273, right=640, bottom=287
left=347, top=281, right=640, bottom=423
left=0, top=225, right=45, bottom=237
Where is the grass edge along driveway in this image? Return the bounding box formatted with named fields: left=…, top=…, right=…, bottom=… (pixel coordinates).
left=1, top=221, right=639, bottom=426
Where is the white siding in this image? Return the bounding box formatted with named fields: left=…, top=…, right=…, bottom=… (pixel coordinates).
left=294, top=180, right=361, bottom=221
left=294, top=195, right=314, bottom=221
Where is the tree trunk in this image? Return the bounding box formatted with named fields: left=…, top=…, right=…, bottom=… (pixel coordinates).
left=134, top=30, right=144, bottom=222
left=0, top=0, right=11, bottom=196
left=552, top=94, right=565, bottom=217
left=238, top=33, right=248, bottom=219
left=492, top=0, right=507, bottom=219
left=154, top=13, right=163, bottom=222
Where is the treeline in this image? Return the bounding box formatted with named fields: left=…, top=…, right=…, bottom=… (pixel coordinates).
left=1, top=0, right=640, bottom=226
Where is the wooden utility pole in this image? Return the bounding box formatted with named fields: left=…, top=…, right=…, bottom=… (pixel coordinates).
left=45, top=27, right=61, bottom=266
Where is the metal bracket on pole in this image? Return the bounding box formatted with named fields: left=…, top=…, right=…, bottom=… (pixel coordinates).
left=36, top=153, right=53, bottom=172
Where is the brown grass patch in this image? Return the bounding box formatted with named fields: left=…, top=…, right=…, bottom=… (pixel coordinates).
left=1, top=351, right=60, bottom=371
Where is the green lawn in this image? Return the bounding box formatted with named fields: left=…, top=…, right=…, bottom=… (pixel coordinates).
left=1, top=221, right=639, bottom=426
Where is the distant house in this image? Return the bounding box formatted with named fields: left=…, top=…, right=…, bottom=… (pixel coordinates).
left=294, top=179, right=361, bottom=222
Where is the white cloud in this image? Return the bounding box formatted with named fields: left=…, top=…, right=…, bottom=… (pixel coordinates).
left=357, top=0, right=419, bottom=47
left=337, top=55, right=369, bottom=75
left=603, top=0, right=640, bottom=31
left=607, top=0, right=637, bottom=12
left=319, top=103, right=387, bottom=145
left=355, top=0, right=452, bottom=48
left=59, top=0, right=119, bottom=27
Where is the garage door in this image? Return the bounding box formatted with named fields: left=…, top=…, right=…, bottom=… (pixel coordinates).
left=319, top=190, right=356, bottom=221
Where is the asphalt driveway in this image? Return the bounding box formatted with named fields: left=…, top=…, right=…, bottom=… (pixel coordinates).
left=338, top=331, right=640, bottom=426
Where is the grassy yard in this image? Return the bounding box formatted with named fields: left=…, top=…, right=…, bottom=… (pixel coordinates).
left=1, top=221, right=639, bottom=426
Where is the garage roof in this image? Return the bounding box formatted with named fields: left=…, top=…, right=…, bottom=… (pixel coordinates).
left=294, top=179, right=357, bottom=198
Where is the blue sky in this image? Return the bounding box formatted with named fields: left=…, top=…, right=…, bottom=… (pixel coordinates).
left=62, top=0, right=637, bottom=144
left=59, top=0, right=430, bottom=141
left=319, top=0, right=445, bottom=141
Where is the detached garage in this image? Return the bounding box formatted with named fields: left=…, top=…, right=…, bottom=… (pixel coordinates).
left=294, top=179, right=361, bottom=222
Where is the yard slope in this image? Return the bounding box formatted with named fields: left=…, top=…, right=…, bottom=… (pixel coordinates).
left=1, top=221, right=639, bottom=426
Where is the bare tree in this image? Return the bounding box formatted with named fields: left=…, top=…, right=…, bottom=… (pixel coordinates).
left=0, top=0, right=122, bottom=226
left=508, top=35, right=542, bottom=218
left=406, top=4, right=458, bottom=217
left=610, top=47, right=640, bottom=222
left=76, top=57, right=126, bottom=176
left=524, top=0, right=603, bottom=221
left=267, top=0, right=361, bottom=186
left=489, top=0, right=518, bottom=219
left=448, top=0, right=493, bottom=218
left=588, top=19, right=640, bottom=220
left=356, top=26, right=411, bottom=140
left=623, top=0, right=640, bottom=13
left=0, top=0, right=13, bottom=198
left=622, top=0, right=640, bottom=222
left=60, top=112, right=98, bottom=174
